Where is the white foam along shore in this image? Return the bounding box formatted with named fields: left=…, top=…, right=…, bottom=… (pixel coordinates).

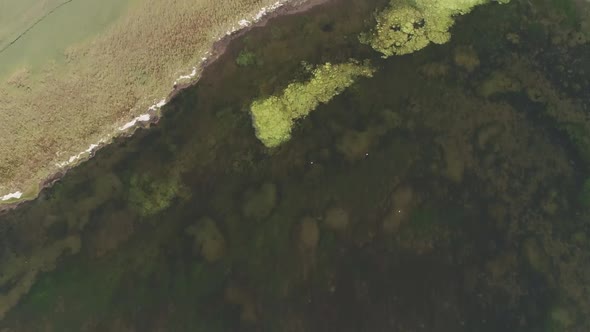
left=1, top=192, right=23, bottom=201
left=0, top=0, right=298, bottom=203
left=56, top=0, right=294, bottom=167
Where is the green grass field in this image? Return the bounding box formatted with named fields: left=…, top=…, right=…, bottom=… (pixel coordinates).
left=0, top=0, right=136, bottom=78
left=0, top=0, right=297, bottom=201
left=0, top=0, right=67, bottom=51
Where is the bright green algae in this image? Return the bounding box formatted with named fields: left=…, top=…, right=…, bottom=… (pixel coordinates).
left=250, top=60, right=375, bottom=148
left=361, top=0, right=510, bottom=57
left=249, top=0, right=513, bottom=149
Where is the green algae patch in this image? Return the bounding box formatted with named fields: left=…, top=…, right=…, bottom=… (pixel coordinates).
left=361, top=0, right=509, bottom=57
left=127, top=173, right=186, bottom=217
left=236, top=49, right=258, bottom=67
left=249, top=60, right=375, bottom=148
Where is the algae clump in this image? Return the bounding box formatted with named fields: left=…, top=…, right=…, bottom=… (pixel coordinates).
left=361, top=0, right=509, bottom=57
left=250, top=60, right=375, bottom=148
left=128, top=173, right=185, bottom=217
left=236, top=49, right=257, bottom=67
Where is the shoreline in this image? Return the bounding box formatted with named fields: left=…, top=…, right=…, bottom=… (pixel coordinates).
left=166, top=0, right=333, bottom=101
left=0, top=0, right=334, bottom=214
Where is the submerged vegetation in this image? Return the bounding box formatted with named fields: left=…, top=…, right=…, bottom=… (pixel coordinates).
left=581, top=178, right=590, bottom=208
left=250, top=60, right=374, bottom=147
left=236, top=48, right=259, bottom=67
left=128, top=172, right=187, bottom=217
left=0, top=0, right=588, bottom=330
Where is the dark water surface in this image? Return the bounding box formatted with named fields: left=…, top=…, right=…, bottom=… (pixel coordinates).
left=1, top=0, right=589, bottom=331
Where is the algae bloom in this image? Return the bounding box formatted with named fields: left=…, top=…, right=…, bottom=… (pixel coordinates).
left=250, top=60, right=375, bottom=148
left=361, top=0, right=509, bottom=57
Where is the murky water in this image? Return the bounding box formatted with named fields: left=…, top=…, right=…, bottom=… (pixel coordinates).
left=0, top=0, right=589, bottom=331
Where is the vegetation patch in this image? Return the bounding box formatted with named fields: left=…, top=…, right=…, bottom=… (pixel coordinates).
left=581, top=178, right=590, bottom=209
left=250, top=60, right=375, bottom=147
left=360, top=0, right=510, bottom=57
left=0, top=0, right=69, bottom=53
left=127, top=173, right=185, bottom=217
left=236, top=49, right=258, bottom=67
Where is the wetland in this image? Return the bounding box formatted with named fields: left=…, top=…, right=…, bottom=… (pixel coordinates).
left=0, top=0, right=589, bottom=330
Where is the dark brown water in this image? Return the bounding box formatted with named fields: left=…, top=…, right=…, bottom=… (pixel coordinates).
left=0, top=0, right=589, bottom=331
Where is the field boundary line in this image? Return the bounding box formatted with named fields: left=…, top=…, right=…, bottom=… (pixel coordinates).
left=0, top=0, right=75, bottom=55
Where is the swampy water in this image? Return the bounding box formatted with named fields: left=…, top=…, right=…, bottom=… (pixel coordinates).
left=0, top=0, right=589, bottom=331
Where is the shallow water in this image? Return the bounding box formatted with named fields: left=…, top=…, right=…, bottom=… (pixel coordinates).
left=0, top=0, right=589, bottom=331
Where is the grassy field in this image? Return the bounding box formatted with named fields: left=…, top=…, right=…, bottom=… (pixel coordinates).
left=0, top=0, right=137, bottom=77
left=0, top=0, right=68, bottom=52
left=0, top=0, right=298, bottom=201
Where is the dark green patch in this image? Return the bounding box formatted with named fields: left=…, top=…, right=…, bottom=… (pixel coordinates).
left=580, top=178, right=590, bottom=208
left=22, top=258, right=123, bottom=330
left=550, top=0, right=580, bottom=27
left=561, top=122, right=590, bottom=164
left=235, top=49, right=258, bottom=67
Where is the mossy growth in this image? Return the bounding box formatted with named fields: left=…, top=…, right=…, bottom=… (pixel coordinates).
left=546, top=305, right=576, bottom=331
left=580, top=178, right=590, bottom=209
left=549, top=0, right=581, bottom=27
left=522, top=238, right=551, bottom=276
left=477, top=71, right=522, bottom=98
left=236, top=49, right=258, bottom=67
left=249, top=60, right=375, bottom=148
left=360, top=0, right=509, bottom=57
left=19, top=256, right=123, bottom=331
left=186, top=217, right=226, bottom=263
left=242, top=182, right=278, bottom=220
left=562, top=122, right=590, bottom=165
left=128, top=173, right=185, bottom=217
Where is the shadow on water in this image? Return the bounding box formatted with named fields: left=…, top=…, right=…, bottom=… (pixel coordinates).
left=0, top=0, right=589, bottom=330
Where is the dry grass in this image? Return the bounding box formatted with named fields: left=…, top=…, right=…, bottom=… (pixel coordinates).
left=0, top=0, right=292, bottom=197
